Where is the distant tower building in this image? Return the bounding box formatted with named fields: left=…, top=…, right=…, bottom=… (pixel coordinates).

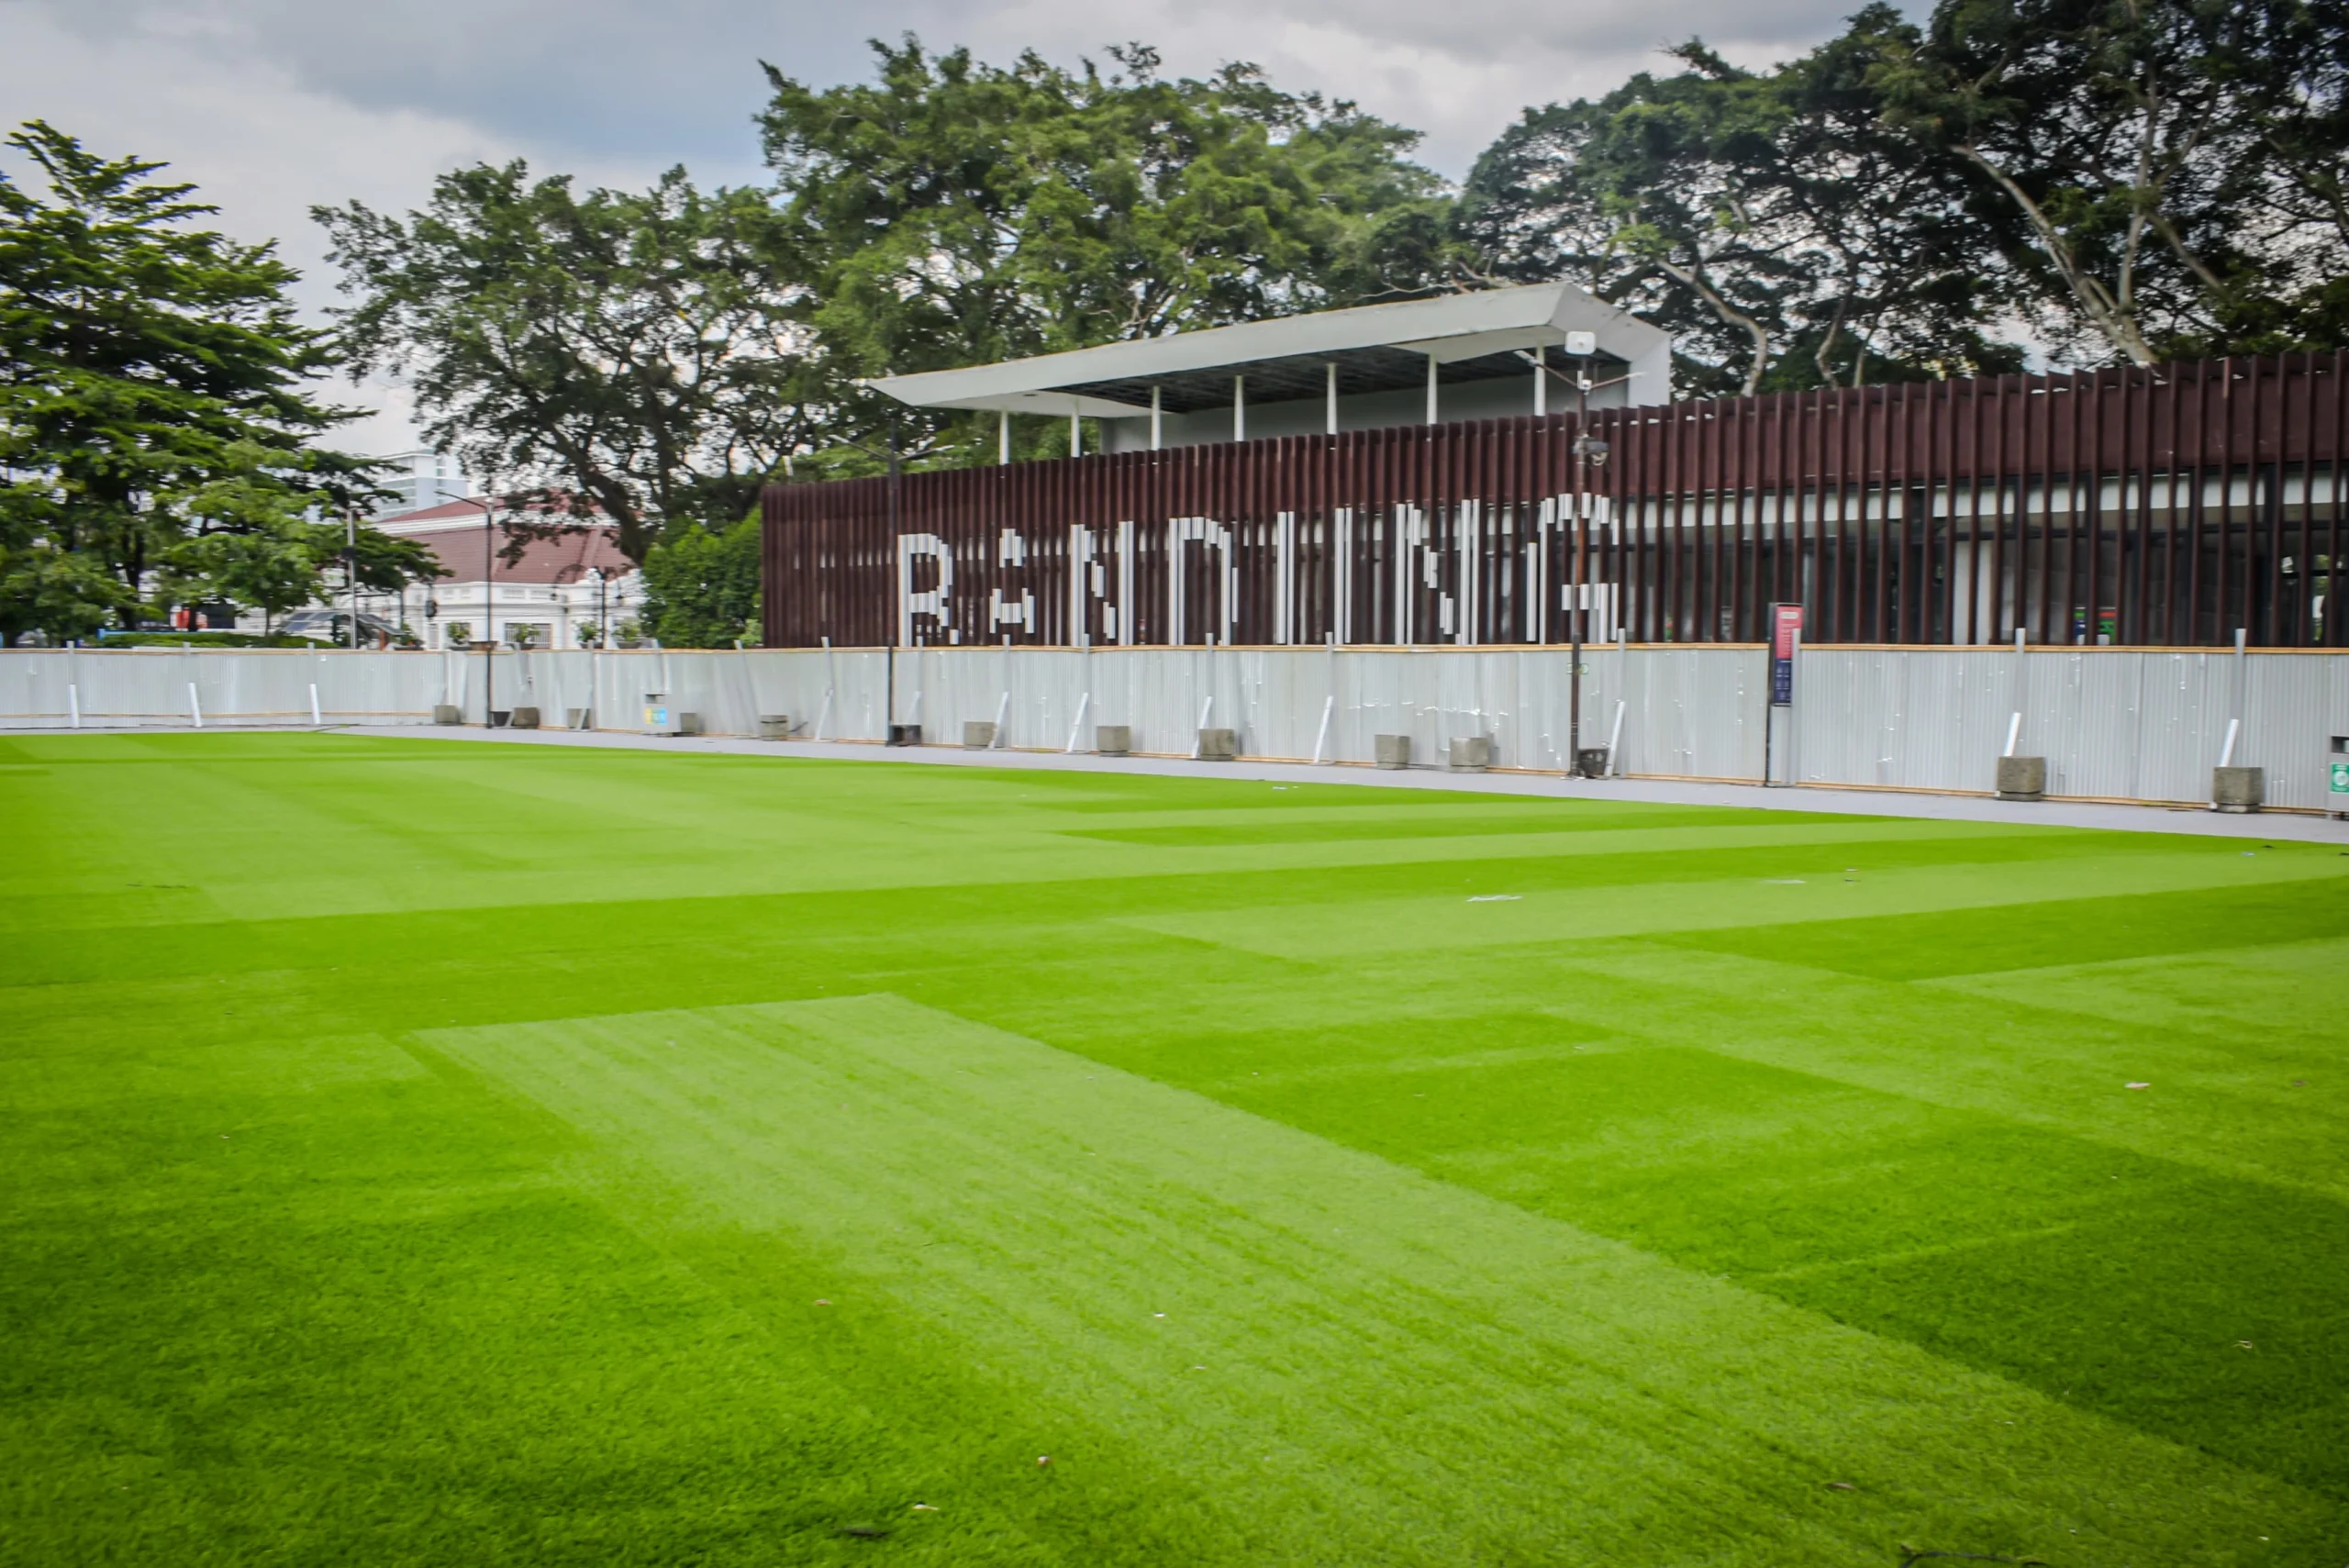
left=369, top=450, right=469, bottom=517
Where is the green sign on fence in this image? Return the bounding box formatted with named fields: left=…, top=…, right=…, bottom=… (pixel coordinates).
left=2332, top=759, right=2349, bottom=797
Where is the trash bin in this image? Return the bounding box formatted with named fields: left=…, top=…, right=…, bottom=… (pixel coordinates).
left=641, top=693, right=682, bottom=736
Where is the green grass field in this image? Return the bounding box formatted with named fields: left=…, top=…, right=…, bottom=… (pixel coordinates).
left=4, top=731, right=2344, bottom=1566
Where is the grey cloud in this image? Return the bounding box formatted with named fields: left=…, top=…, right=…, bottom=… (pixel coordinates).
left=24, top=0, right=1881, bottom=181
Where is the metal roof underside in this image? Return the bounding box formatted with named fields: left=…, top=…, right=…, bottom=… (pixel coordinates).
left=866, top=283, right=1666, bottom=417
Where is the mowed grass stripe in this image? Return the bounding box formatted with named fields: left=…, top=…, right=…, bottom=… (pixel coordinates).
left=427, top=995, right=2332, bottom=1566
left=1212, top=1036, right=2349, bottom=1496
left=1124, top=848, right=2345, bottom=960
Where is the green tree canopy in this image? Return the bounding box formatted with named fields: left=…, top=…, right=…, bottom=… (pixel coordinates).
left=759, top=39, right=1460, bottom=468
left=639, top=513, right=762, bottom=648
left=1457, top=10, right=2021, bottom=395
left=0, top=121, right=414, bottom=642
left=1459, top=0, right=2346, bottom=386
left=316, top=167, right=815, bottom=564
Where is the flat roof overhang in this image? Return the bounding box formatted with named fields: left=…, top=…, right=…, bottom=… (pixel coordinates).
left=865, top=283, right=1670, bottom=417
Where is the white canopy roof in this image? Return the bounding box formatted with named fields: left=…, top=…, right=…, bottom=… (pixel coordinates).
left=866, top=283, right=1673, bottom=417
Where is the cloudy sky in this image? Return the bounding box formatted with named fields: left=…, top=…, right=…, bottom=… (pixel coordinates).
left=3, top=0, right=1869, bottom=451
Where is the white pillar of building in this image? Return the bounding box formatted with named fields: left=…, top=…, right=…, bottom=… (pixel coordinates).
left=1233, top=375, right=1246, bottom=442
left=1151, top=385, right=1163, bottom=450
left=1326, top=362, right=1339, bottom=435
left=1426, top=354, right=1439, bottom=425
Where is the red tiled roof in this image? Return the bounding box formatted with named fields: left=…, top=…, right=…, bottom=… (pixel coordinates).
left=407, top=521, right=638, bottom=585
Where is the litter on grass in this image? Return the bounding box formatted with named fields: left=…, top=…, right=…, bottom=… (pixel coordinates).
left=2125, top=1082, right=2151, bottom=1090
left=1467, top=894, right=1520, bottom=902
left=1763, top=878, right=1806, bottom=884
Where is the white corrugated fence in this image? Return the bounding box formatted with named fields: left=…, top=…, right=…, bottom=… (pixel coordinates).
left=6, top=645, right=2343, bottom=811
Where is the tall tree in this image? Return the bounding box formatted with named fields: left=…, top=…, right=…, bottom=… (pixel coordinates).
left=0, top=122, right=399, bottom=642
left=1456, top=11, right=2018, bottom=396
left=317, top=167, right=815, bottom=564
left=2190, top=0, right=2349, bottom=349
left=1876, top=0, right=2267, bottom=364
left=760, top=39, right=1459, bottom=465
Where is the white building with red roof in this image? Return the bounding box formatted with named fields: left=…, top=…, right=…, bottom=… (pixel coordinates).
left=355, top=498, right=647, bottom=650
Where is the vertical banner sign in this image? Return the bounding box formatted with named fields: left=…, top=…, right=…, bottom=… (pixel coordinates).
left=1770, top=603, right=1803, bottom=706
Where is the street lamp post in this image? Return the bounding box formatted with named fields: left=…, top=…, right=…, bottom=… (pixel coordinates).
left=1567, top=349, right=1609, bottom=773
left=346, top=509, right=360, bottom=651
left=445, top=494, right=498, bottom=723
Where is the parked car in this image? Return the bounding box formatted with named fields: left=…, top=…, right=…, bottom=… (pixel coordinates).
left=278, top=609, right=400, bottom=646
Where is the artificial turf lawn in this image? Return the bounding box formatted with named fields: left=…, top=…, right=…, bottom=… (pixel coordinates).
left=2, top=733, right=2343, bottom=1566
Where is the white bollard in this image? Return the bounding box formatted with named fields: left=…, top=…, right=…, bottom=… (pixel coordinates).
left=68, top=683, right=81, bottom=730
left=309, top=683, right=323, bottom=727
left=187, top=682, right=204, bottom=728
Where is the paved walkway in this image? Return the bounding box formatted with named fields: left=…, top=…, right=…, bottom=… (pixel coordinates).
left=341, top=725, right=2349, bottom=845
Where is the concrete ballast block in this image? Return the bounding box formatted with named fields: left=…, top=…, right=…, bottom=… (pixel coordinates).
left=886, top=723, right=922, bottom=747
left=2212, top=765, right=2264, bottom=813
left=1375, top=734, right=1411, bottom=770
left=565, top=706, right=593, bottom=730
left=758, top=714, right=791, bottom=741
left=1197, top=728, right=1238, bottom=762
left=1449, top=736, right=1492, bottom=772
left=1095, top=724, right=1131, bottom=756
left=508, top=706, right=540, bottom=730
left=963, top=720, right=997, bottom=750
left=1996, top=755, right=2047, bottom=800
left=679, top=712, right=705, bottom=737
left=432, top=703, right=462, bottom=726
left=1575, top=747, right=1611, bottom=779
